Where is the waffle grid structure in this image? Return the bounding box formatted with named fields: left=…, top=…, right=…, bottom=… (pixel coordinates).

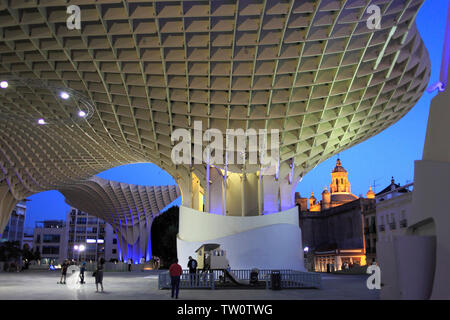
left=0, top=0, right=430, bottom=252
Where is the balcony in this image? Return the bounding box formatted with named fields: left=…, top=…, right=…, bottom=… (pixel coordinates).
left=378, top=224, right=385, bottom=232
left=400, top=219, right=408, bottom=228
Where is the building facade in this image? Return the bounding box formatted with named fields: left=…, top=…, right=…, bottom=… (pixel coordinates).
left=297, top=159, right=376, bottom=271
left=66, top=208, right=119, bottom=263
left=22, top=233, right=34, bottom=250
left=376, top=180, right=413, bottom=242
left=33, top=208, right=119, bottom=264
left=0, top=201, right=26, bottom=247
left=363, top=187, right=377, bottom=264
left=33, top=220, right=67, bottom=264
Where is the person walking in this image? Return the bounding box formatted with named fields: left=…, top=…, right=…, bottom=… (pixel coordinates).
left=169, top=258, right=182, bottom=299
left=79, top=261, right=86, bottom=284
left=128, top=258, right=132, bottom=272
left=59, top=260, right=69, bottom=284
left=95, top=258, right=105, bottom=292
left=187, top=256, right=197, bottom=286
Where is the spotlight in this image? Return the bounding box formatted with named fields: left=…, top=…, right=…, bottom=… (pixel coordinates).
left=78, top=110, right=87, bottom=117
left=60, top=91, right=70, bottom=100
left=37, top=118, right=46, bottom=125
left=0, top=81, right=8, bottom=89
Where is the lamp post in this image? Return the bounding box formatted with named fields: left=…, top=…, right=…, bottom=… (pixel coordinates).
left=74, top=244, right=85, bottom=262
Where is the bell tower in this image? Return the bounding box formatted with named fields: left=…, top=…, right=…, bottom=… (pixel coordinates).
left=330, top=159, right=351, bottom=194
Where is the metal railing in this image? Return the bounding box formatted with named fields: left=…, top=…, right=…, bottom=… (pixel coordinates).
left=158, top=269, right=321, bottom=290
left=158, top=270, right=215, bottom=289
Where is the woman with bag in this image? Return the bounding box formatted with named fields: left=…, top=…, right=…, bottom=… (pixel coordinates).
left=95, top=258, right=105, bottom=293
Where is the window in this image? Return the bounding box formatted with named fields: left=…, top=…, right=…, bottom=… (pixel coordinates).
left=112, top=249, right=117, bottom=254
left=76, top=218, right=87, bottom=224
left=42, top=246, right=59, bottom=254
left=86, top=227, right=97, bottom=233
left=43, top=234, right=60, bottom=243
left=113, top=238, right=117, bottom=244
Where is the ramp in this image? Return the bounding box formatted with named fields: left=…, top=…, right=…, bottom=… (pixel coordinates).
left=224, top=269, right=248, bottom=285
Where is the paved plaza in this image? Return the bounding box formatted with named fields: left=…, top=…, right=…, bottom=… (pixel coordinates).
left=0, top=270, right=379, bottom=300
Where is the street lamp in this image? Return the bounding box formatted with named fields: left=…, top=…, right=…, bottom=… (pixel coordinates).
left=74, top=244, right=85, bottom=262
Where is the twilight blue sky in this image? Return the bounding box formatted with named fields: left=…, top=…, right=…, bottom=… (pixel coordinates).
left=23, top=0, right=449, bottom=232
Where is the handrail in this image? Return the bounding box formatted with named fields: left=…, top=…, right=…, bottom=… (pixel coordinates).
left=158, top=269, right=321, bottom=290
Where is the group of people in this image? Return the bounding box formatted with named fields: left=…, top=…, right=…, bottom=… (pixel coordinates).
left=168, top=256, right=198, bottom=299
left=125, top=256, right=161, bottom=271
left=58, top=258, right=105, bottom=292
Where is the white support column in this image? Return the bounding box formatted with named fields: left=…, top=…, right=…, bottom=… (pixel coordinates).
left=241, top=173, right=246, bottom=216
left=258, top=170, right=263, bottom=215
left=223, top=150, right=228, bottom=216
left=206, top=150, right=210, bottom=213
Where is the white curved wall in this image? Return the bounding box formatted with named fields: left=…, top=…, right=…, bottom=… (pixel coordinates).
left=179, top=206, right=300, bottom=241
left=177, top=206, right=304, bottom=271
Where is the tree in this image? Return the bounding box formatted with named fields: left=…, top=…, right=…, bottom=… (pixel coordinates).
left=0, top=241, right=22, bottom=261
left=33, top=248, right=41, bottom=262
left=151, top=206, right=179, bottom=268
left=22, top=244, right=34, bottom=269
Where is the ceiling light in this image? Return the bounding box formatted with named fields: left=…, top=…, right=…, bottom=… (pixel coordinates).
left=60, top=91, right=70, bottom=100
left=38, top=119, right=46, bottom=125
left=78, top=110, right=87, bottom=117
left=0, top=81, right=8, bottom=89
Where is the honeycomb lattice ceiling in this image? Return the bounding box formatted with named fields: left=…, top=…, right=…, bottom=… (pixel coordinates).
left=0, top=0, right=430, bottom=203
